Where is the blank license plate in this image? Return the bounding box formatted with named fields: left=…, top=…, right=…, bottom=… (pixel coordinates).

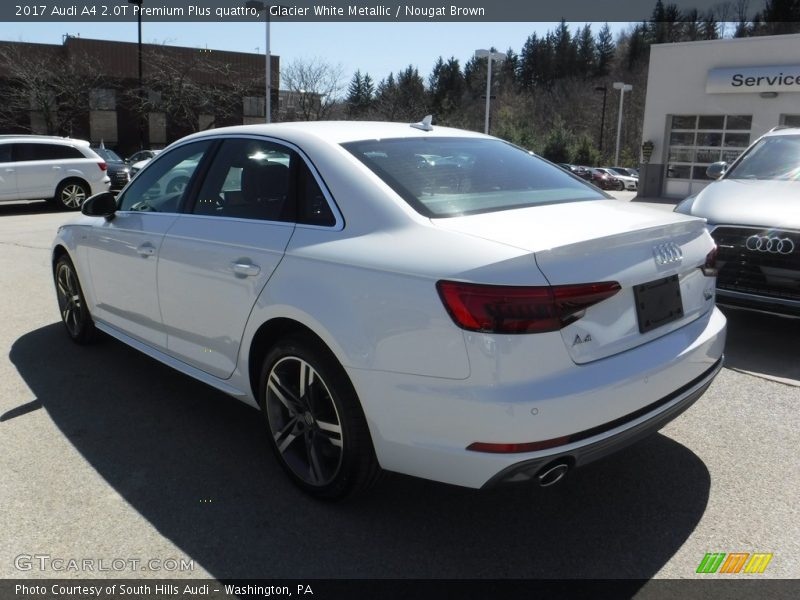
left=634, top=275, right=684, bottom=333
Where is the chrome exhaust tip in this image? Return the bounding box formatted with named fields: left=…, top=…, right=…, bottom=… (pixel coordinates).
left=536, top=462, right=570, bottom=487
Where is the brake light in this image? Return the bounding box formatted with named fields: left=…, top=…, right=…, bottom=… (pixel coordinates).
left=97, top=161, right=108, bottom=171
left=436, top=280, right=621, bottom=334
left=701, top=246, right=718, bottom=276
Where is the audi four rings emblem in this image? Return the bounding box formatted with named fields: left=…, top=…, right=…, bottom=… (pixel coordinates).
left=653, top=242, right=683, bottom=265
left=745, top=235, right=795, bottom=255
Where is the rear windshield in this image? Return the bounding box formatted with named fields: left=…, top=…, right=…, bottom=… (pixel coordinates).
left=342, top=137, right=605, bottom=217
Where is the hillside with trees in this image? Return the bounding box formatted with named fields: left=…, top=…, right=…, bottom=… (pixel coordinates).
left=342, top=0, right=800, bottom=166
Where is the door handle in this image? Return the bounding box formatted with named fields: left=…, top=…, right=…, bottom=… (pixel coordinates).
left=4, top=169, right=14, bottom=173
left=136, top=243, right=156, bottom=257
left=52, top=166, right=61, bottom=170
left=230, top=260, right=261, bottom=277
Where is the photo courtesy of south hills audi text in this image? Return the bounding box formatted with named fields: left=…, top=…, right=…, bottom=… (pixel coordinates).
left=14, top=584, right=315, bottom=597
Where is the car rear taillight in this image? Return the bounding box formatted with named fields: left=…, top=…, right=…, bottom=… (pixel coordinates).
left=701, top=246, right=718, bottom=276
left=97, top=161, right=108, bottom=171
left=436, top=280, right=621, bottom=334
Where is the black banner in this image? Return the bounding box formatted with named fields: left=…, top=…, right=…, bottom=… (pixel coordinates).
left=0, top=0, right=770, bottom=23
left=2, top=579, right=800, bottom=600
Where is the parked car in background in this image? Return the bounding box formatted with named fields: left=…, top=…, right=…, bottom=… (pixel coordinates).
left=675, top=126, right=800, bottom=317
left=0, top=135, right=110, bottom=209
left=53, top=121, right=725, bottom=499
left=91, top=147, right=130, bottom=192
left=126, top=149, right=162, bottom=165
left=590, top=167, right=624, bottom=190
left=558, top=163, right=593, bottom=181
left=598, top=167, right=638, bottom=191
left=608, top=166, right=640, bottom=179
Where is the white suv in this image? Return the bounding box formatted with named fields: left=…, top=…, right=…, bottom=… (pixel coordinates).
left=0, top=136, right=111, bottom=209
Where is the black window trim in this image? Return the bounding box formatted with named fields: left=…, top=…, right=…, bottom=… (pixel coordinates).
left=179, top=133, right=344, bottom=230
left=115, top=138, right=218, bottom=215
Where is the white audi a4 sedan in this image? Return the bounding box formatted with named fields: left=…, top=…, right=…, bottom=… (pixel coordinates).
left=52, top=121, right=726, bottom=499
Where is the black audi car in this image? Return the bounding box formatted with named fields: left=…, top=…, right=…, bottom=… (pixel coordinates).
left=91, top=147, right=130, bottom=193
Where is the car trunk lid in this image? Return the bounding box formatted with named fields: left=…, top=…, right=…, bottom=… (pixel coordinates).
left=432, top=200, right=716, bottom=363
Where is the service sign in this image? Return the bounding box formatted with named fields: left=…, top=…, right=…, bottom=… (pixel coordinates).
left=707, top=65, right=800, bottom=93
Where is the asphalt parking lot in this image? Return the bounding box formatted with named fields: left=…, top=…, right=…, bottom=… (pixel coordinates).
left=1, top=199, right=798, bottom=582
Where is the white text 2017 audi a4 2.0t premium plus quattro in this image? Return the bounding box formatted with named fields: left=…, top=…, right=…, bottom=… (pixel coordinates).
left=51, top=120, right=726, bottom=499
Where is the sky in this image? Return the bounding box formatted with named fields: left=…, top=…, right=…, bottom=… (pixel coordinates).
left=0, top=21, right=631, bottom=89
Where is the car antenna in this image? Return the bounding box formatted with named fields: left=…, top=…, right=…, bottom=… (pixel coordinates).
left=410, top=115, right=433, bottom=132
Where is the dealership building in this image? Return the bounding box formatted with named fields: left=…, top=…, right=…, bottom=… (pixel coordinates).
left=638, top=33, right=800, bottom=199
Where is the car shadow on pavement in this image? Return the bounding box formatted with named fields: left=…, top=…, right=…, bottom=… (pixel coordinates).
left=10, top=324, right=711, bottom=580
left=0, top=200, right=62, bottom=216
left=720, top=307, right=800, bottom=385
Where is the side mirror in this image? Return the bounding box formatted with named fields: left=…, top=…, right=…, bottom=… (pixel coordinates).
left=81, top=191, right=117, bottom=219
left=706, top=161, right=728, bottom=180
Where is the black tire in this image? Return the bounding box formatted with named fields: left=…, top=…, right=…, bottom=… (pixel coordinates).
left=55, top=179, right=90, bottom=210
left=54, top=255, right=97, bottom=344
left=615, top=180, right=625, bottom=191
left=258, top=333, right=381, bottom=500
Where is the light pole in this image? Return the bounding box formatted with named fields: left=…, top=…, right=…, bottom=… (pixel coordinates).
left=613, top=81, right=632, bottom=166
left=474, top=49, right=506, bottom=135
left=594, top=85, right=607, bottom=153
left=128, top=0, right=144, bottom=148
left=246, top=0, right=272, bottom=123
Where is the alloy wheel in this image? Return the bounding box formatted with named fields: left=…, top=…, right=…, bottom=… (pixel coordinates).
left=60, top=183, right=87, bottom=209
left=56, top=262, right=84, bottom=337
left=265, top=356, right=344, bottom=487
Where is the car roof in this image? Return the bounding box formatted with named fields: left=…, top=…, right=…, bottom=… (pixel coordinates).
left=764, top=126, right=800, bottom=137
left=0, top=135, right=90, bottom=146
left=179, top=120, right=490, bottom=146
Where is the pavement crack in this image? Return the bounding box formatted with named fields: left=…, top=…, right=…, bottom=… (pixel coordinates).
left=0, top=241, right=50, bottom=251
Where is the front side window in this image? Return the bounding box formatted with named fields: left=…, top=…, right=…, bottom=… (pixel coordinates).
left=726, top=135, right=800, bottom=181
left=118, top=141, right=211, bottom=212
left=192, top=138, right=293, bottom=221
left=343, top=137, right=604, bottom=218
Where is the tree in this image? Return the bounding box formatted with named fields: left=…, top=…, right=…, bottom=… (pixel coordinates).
left=374, top=73, right=400, bottom=120
left=518, top=33, right=539, bottom=89
left=541, top=118, right=573, bottom=164
left=281, top=57, right=345, bottom=120
left=595, top=24, right=615, bottom=77
left=393, top=65, right=428, bottom=122
left=345, top=69, right=374, bottom=119
left=572, top=134, right=601, bottom=166
left=576, top=24, right=597, bottom=77
left=0, top=44, right=105, bottom=136
left=429, top=56, right=464, bottom=124
left=124, top=46, right=258, bottom=138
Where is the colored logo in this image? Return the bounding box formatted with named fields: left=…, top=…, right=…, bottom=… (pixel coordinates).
left=696, top=552, right=773, bottom=574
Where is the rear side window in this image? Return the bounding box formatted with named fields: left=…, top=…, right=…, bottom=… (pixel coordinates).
left=12, top=143, right=84, bottom=161
left=343, top=137, right=605, bottom=217
left=296, top=161, right=335, bottom=227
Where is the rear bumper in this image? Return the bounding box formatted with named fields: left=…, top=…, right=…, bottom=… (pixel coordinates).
left=350, top=307, right=726, bottom=489
left=717, top=289, right=800, bottom=318
left=483, top=356, right=723, bottom=487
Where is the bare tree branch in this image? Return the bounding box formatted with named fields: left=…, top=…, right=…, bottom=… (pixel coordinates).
left=281, top=57, right=345, bottom=120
